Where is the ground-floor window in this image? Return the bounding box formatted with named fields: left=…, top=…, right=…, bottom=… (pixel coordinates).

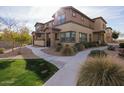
left=60, top=31, right=76, bottom=42
left=79, top=32, right=87, bottom=42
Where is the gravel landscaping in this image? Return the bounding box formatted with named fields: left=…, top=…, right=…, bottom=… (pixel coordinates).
left=0, top=47, right=39, bottom=59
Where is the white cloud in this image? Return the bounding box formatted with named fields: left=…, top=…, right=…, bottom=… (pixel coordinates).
left=75, top=6, right=124, bottom=20
left=0, top=6, right=124, bottom=33
left=27, top=6, right=61, bottom=22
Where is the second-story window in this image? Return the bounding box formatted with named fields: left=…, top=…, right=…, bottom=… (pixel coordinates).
left=81, top=17, right=85, bottom=24
left=72, top=12, right=76, bottom=17
left=58, top=15, right=65, bottom=24
left=35, top=25, right=40, bottom=31
left=81, top=17, right=84, bottom=21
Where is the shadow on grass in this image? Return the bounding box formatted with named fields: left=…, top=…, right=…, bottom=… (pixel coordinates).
left=0, top=59, right=14, bottom=69
left=25, top=59, right=59, bottom=82
left=0, top=59, right=58, bottom=86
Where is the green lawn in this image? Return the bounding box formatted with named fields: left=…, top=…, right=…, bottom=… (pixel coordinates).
left=0, top=59, right=58, bottom=86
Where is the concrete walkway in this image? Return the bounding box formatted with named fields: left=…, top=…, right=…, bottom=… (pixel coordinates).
left=26, top=45, right=107, bottom=86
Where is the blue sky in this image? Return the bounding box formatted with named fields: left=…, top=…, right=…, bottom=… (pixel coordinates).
left=0, top=6, right=124, bottom=38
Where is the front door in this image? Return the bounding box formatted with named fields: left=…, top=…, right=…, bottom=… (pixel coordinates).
left=46, top=33, right=51, bottom=47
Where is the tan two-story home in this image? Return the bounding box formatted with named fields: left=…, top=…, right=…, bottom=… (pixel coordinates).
left=32, top=6, right=113, bottom=47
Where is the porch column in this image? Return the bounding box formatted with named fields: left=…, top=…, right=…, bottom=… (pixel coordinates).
left=101, top=33, right=105, bottom=43
left=44, top=33, right=47, bottom=47
left=50, top=32, right=55, bottom=48
left=76, top=32, right=79, bottom=43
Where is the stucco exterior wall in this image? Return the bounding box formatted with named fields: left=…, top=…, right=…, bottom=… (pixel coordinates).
left=33, top=7, right=112, bottom=47
left=34, top=40, right=45, bottom=46
left=56, top=22, right=93, bottom=43
left=94, top=19, right=106, bottom=31
left=53, top=7, right=94, bottom=29
left=69, top=9, right=94, bottom=29
left=104, top=28, right=113, bottom=43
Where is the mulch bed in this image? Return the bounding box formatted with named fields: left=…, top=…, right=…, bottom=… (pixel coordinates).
left=104, top=49, right=124, bottom=65
left=41, top=48, right=62, bottom=56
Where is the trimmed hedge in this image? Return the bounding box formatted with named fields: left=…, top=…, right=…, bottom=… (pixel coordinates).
left=119, top=43, right=124, bottom=48
left=118, top=49, right=124, bottom=57
left=89, top=50, right=107, bottom=57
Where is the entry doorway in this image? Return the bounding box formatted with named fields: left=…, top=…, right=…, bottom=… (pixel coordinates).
left=46, top=33, right=51, bottom=47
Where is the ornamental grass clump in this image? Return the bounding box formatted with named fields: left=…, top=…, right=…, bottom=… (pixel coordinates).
left=0, top=48, right=5, bottom=54
left=77, top=56, right=124, bottom=86
left=61, top=44, right=75, bottom=56
left=55, top=43, right=63, bottom=52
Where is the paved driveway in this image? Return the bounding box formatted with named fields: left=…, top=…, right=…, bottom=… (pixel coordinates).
left=26, top=45, right=107, bottom=86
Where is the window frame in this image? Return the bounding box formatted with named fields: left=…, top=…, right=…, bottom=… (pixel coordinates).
left=79, top=32, right=87, bottom=42
left=60, top=31, right=76, bottom=43
left=72, top=11, right=76, bottom=17
left=58, top=15, right=65, bottom=25
left=81, top=17, right=84, bottom=21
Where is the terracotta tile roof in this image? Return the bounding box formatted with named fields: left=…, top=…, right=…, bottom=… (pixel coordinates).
left=93, top=17, right=107, bottom=24
left=106, top=27, right=112, bottom=30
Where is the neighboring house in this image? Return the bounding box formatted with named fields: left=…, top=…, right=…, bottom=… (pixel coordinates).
left=104, top=27, right=113, bottom=43
left=32, top=6, right=113, bottom=47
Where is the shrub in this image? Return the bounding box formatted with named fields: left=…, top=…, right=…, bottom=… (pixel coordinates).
left=118, top=49, right=124, bottom=57
left=80, top=42, right=95, bottom=48
left=77, top=56, right=124, bottom=86
left=89, top=50, right=107, bottom=57
left=82, top=42, right=91, bottom=48
left=23, top=44, right=27, bottom=46
left=108, top=45, right=115, bottom=51
left=55, top=43, right=63, bottom=52
left=100, top=43, right=108, bottom=46
left=61, top=44, right=76, bottom=56
left=74, top=43, right=85, bottom=51
left=119, top=43, right=124, bottom=48
left=90, top=42, right=98, bottom=47
left=0, top=48, right=5, bottom=54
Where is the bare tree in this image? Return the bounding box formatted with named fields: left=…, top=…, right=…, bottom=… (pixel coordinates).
left=0, top=17, right=19, bottom=30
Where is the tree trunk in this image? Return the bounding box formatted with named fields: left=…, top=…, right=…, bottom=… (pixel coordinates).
left=12, top=40, right=14, bottom=55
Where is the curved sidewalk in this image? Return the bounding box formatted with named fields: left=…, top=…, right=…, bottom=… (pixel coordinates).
left=27, top=45, right=107, bottom=86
